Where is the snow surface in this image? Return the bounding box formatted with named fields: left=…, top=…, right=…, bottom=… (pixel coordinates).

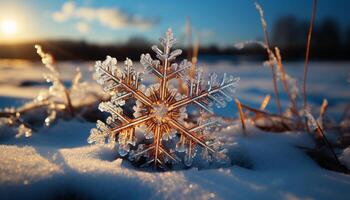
left=1, top=60, right=350, bottom=200
left=340, top=147, right=350, bottom=169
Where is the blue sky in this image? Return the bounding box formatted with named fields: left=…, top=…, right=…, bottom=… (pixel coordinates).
left=0, top=0, right=349, bottom=47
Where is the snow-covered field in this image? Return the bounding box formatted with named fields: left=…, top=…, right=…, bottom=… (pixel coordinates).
left=0, top=59, right=350, bottom=200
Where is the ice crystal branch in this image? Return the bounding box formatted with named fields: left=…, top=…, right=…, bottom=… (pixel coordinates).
left=35, top=45, right=101, bottom=126
left=89, top=28, right=239, bottom=169
left=0, top=107, right=32, bottom=138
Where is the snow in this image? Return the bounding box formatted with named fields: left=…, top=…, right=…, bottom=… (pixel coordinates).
left=340, top=147, right=350, bottom=169
left=1, top=60, right=350, bottom=200
left=1, top=122, right=350, bottom=200
left=0, top=145, right=62, bottom=185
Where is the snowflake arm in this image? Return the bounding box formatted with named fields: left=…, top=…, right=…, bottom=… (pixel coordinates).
left=166, top=60, right=192, bottom=80
left=167, top=118, right=215, bottom=153
left=140, top=54, right=163, bottom=78
left=95, top=56, right=153, bottom=107
left=169, top=73, right=240, bottom=113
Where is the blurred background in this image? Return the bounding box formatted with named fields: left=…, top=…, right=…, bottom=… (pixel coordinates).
left=0, top=0, right=349, bottom=61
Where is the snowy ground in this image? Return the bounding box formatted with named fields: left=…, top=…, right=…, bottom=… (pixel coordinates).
left=0, top=59, right=350, bottom=200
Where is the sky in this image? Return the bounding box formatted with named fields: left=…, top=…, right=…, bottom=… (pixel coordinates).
left=0, top=0, right=349, bottom=47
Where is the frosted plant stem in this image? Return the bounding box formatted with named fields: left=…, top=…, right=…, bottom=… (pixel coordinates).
left=190, top=34, right=199, bottom=79
left=255, top=2, right=282, bottom=114
left=64, top=89, right=74, bottom=116
left=303, top=0, right=317, bottom=111
left=275, top=48, right=299, bottom=117
left=235, top=98, right=247, bottom=135
left=240, top=103, right=295, bottom=122
left=315, top=121, right=343, bottom=169
left=270, top=64, right=282, bottom=115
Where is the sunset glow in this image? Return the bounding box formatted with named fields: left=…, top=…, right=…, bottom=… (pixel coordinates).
left=1, top=19, right=17, bottom=36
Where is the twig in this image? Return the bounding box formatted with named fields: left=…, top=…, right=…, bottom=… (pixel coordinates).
left=303, top=0, right=317, bottom=110
left=0, top=101, right=49, bottom=118
left=255, top=2, right=282, bottom=114
left=235, top=98, right=246, bottom=135
left=259, top=94, right=271, bottom=110
left=275, top=47, right=299, bottom=117
left=240, top=102, right=295, bottom=122
left=0, top=112, right=14, bottom=118
left=319, top=99, right=328, bottom=119
left=315, top=121, right=343, bottom=168
left=185, top=17, right=193, bottom=61
left=191, top=33, right=200, bottom=79
left=17, top=100, right=50, bottom=114
left=270, top=61, right=282, bottom=115
left=64, top=89, right=75, bottom=116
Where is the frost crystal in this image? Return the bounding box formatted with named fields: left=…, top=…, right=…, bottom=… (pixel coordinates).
left=303, top=110, right=318, bottom=131
left=0, top=108, right=32, bottom=138
left=88, top=28, right=239, bottom=168
left=35, top=45, right=98, bottom=126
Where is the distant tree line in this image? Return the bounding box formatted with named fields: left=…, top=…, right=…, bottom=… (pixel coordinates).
left=272, top=16, right=350, bottom=60
left=0, top=16, right=349, bottom=61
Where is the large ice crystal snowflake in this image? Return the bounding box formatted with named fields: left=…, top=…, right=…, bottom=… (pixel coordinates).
left=88, top=28, right=239, bottom=168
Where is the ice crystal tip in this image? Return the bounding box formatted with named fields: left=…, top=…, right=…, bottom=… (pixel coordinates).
left=303, top=110, right=318, bottom=130
left=90, top=29, right=239, bottom=169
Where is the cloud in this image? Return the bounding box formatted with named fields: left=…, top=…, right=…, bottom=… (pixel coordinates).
left=52, top=2, right=75, bottom=22
left=53, top=2, right=156, bottom=30
left=76, top=22, right=90, bottom=33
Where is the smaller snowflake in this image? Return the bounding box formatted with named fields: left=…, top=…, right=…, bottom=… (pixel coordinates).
left=88, top=28, right=239, bottom=169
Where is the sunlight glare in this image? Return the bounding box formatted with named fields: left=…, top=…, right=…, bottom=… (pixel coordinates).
left=1, top=19, right=17, bottom=35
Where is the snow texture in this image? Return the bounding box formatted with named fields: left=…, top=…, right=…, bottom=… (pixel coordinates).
left=1, top=121, right=350, bottom=200
left=1, top=60, right=350, bottom=199
left=340, top=147, right=350, bottom=169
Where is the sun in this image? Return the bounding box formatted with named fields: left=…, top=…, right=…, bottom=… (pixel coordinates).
left=1, top=19, right=17, bottom=35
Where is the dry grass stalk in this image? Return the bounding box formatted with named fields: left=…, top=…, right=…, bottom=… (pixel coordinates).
left=315, top=121, right=343, bottom=168
left=319, top=99, right=328, bottom=119
left=64, top=89, right=74, bottom=116
left=316, top=99, right=328, bottom=130
left=274, top=47, right=299, bottom=117
left=259, top=95, right=270, bottom=110
left=241, top=103, right=293, bottom=121
left=314, top=121, right=324, bottom=140
left=303, top=109, right=346, bottom=171
left=177, top=18, right=194, bottom=95
left=255, top=2, right=282, bottom=114
left=235, top=98, right=247, bottom=135
left=303, top=0, right=317, bottom=110
left=190, top=34, right=200, bottom=79
left=240, top=101, right=299, bottom=132
left=0, top=101, right=48, bottom=118
left=185, top=17, right=193, bottom=61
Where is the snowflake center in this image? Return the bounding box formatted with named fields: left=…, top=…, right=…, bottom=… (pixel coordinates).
left=153, top=103, right=168, bottom=122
